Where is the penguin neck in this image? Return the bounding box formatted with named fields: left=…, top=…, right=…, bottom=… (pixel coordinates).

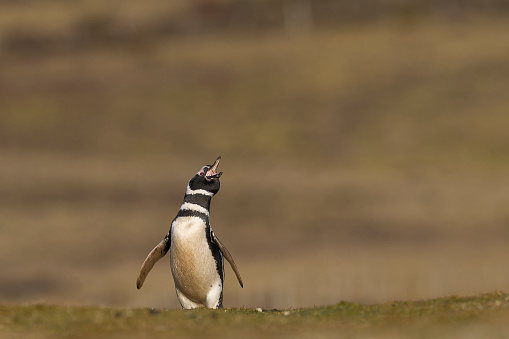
left=182, top=193, right=212, bottom=211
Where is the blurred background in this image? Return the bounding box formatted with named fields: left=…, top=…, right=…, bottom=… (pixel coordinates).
left=1, top=0, right=508, bottom=309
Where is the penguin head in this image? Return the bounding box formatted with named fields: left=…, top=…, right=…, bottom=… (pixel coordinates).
left=188, top=156, right=222, bottom=195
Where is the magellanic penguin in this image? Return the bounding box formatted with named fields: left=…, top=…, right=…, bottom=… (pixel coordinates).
left=136, top=156, right=243, bottom=309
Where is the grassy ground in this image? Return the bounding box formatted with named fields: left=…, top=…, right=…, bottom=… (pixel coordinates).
left=1, top=292, right=509, bottom=339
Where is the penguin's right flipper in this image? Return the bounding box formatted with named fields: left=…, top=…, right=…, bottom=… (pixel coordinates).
left=136, top=234, right=170, bottom=289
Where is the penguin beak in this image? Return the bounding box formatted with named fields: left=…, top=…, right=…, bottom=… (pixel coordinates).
left=205, top=156, right=222, bottom=179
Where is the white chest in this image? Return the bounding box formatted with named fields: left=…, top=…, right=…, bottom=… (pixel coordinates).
left=169, top=217, right=221, bottom=303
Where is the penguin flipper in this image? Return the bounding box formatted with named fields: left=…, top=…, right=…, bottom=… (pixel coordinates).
left=212, top=232, right=243, bottom=288
left=136, top=234, right=170, bottom=289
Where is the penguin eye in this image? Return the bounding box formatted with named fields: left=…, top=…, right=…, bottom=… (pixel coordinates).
left=197, top=166, right=208, bottom=176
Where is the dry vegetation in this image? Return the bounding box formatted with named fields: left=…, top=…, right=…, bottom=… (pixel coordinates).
left=1, top=292, right=509, bottom=339
left=1, top=0, right=509, bottom=312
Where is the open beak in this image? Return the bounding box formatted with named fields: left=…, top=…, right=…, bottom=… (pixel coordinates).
left=205, top=156, right=222, bottom=179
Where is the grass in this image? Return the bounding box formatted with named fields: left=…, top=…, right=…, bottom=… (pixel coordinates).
left=1, top=292, right=509, bottom=339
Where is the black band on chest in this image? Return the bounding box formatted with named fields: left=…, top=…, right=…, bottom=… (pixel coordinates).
left=176, top=209, right=210, bottom=222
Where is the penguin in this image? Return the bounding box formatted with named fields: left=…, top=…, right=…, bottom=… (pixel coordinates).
left=136, top=156, right=243, bottom=309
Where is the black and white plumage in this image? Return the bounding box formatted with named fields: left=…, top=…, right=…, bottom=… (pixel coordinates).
left=136, top=157, right=243, bottom=309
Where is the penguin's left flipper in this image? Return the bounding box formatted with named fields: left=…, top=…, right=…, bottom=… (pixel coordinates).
left=212, top=232, right=243, bottom=288
left=136, top=234, right=170, bottom=289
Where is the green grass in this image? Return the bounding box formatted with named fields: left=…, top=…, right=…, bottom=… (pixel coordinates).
left=1, top=292, right=509, bottom=339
